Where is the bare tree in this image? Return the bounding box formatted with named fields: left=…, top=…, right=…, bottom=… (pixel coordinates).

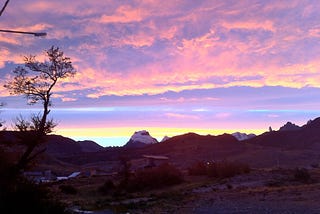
left=4, top=46, right=76, bottom=172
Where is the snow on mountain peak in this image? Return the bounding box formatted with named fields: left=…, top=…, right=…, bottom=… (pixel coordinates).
left=161, top=136, right=170, bottom=142
left=125, top=130, right=158, bottom=147
left=232, top=132, right=256, bottom=141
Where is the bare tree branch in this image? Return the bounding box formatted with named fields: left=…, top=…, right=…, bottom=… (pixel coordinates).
left=0, top=0, right=10, bottom=17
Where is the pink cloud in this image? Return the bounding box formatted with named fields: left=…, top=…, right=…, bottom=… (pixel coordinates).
left=221, top=20, right=275, bottom=32
left=165, top=113, right=199, bottom=120
left=215, top=113, right=231, bottom=119
left=98, top=5, right=147, bottom=24
left=308, top=28, right=320, bottom=38
left=2, top=0, right=320, bottom=99
left=0, top=35, right=20, bottom=45
left=61, top=97, right=77, bottom=102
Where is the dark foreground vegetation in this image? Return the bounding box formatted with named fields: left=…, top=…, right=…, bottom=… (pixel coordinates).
left=119, top=163, right=183, bottom=193
left=0, top=177, right=69, bottom=213
left=188, top=160, right=250, bottom=178
left=0, top=46, right=76, bottom=214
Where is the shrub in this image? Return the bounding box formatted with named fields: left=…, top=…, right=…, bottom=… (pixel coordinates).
left=294, top=168, right=310, bottom=183
left=59, top=184, right=78, bottom=195
left=188, top=160, right=250, bottom=179
left=208, top=161, right=250, bottom=178
left=265, top=179, right=285, bottom=187
left=188, top=161, right=207, bottom=176
left=98, top=179, right=115, bottom=195
left=125, top=163, right=184, bottom=192
left=0, top=177, right=70, bottom=213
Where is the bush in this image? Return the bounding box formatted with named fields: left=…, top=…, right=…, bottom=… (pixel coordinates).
left=98, top=180, right=115, bottom=195
left=188, top=161, right=207, bottom=176
left=125, top=163, right=184, bottom=192
left=188, top=160, right=250, bottom=178
left=0, top=177, right=70, bottom=213
left=294, top=168, right=310, bottom=183
left=210, top=161, right=250, bottom=178
left=59, top=184, right=78, bottom=195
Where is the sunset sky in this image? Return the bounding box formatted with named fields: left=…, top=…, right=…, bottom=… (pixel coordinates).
left=1, top=0, right=320, bottom=146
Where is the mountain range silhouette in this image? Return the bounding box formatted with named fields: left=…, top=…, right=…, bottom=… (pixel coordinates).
left=1, top=117, right=320, bottom=169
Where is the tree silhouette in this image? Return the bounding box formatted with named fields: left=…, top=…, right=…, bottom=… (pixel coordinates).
left=0, top=102, right=4, bottom=128
left=4, top=46, right=76, bottom=172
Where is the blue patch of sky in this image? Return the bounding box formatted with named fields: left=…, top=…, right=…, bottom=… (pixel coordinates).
left=3, top=86, right=320, bottom=131
left=72, top=136, right=130, bottom=147
left=0, top=61, right=21, bottom=75
left=3, top=103, right=320, bottom=136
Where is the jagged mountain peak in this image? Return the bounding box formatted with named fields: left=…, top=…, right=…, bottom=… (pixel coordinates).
left=279, top=121, right=301, bottom=131
left=124, top=130, right=158, bottom=148
left=161, top=136, right=170, bottom=142
left=232, top=132, right=256, bottom=141
left=302, top=117, right=320, bottom=129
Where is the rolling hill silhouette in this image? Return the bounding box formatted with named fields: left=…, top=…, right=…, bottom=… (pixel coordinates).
left=2, top=117, right=320, bottom=169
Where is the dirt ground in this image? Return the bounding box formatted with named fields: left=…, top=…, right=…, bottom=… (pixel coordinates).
left=48, top=167, right=320, bottom=214
left=130, top=168, right=320, bottom=214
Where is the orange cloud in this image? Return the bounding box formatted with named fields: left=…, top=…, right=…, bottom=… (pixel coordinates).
left=0, top=35, right=20, bottom=45
left=221, top=20, right=275, bottom=32
left=23, top=2, right=58, bottom=13
left=0, top=49, right=10, bottom=68
left=97, top=5, right=147, bottom=24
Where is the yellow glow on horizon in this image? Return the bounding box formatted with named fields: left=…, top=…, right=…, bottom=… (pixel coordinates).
left=55, top=127, right=266, bottom=139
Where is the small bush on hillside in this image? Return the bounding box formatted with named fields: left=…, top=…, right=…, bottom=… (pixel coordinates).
left=125, top=163, right=184, bottom=192
left=207, top=161, right=250, bottom=178
left=59, top=184, right=78, bottom=195
left=294, top=168, right=310, bottom=183
left=188, top=160, right=250, bottom=178
left=188, top=161, right=207, bottom=176
left=265, top=179, right=286, bottom=187
left=98, top=179, right=115, bottom=195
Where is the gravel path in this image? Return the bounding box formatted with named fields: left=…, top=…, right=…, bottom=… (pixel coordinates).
left=188, top=196, right=320, bottom=214
left=135, top=169, right=320, bottom=214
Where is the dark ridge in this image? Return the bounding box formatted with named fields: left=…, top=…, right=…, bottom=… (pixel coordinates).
left=77, top=140, right=104, bottom=152
left=245, top=117, right=320, bottom=149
